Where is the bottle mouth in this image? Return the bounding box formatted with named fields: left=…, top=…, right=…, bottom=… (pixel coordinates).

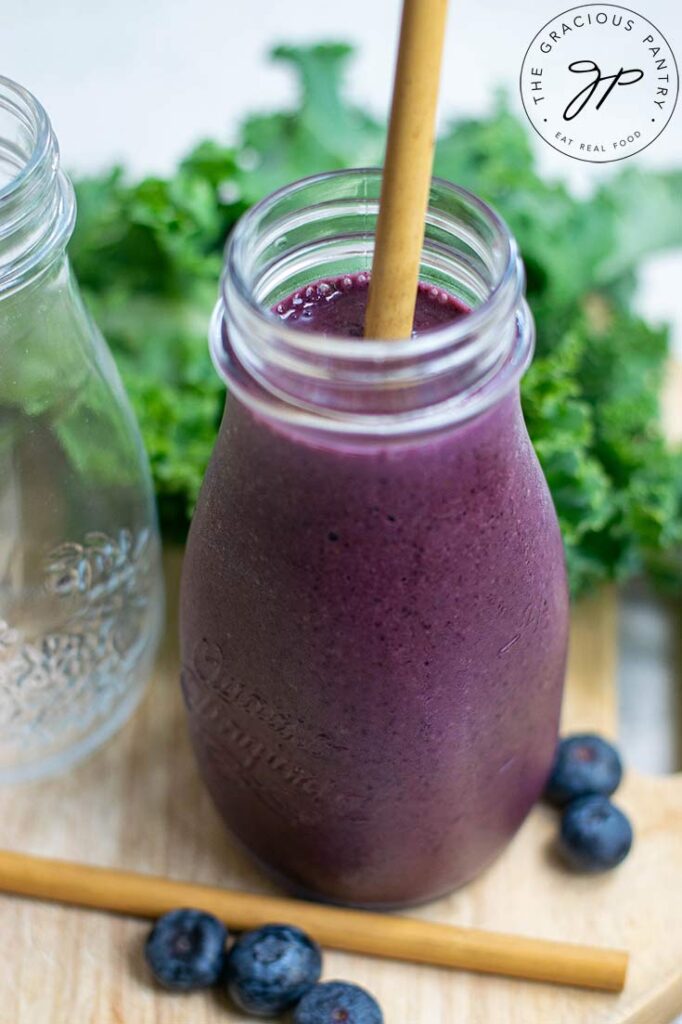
left=213, top=169, right=534, bottom=437
left=0, top=76, right=75, bottom=295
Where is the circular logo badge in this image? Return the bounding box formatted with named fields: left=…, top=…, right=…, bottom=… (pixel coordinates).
left=520, top=4, right=678, bottom=162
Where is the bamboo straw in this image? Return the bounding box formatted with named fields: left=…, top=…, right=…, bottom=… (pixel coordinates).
left=364, top=0, right=449, bottom=339
left=0, top=849, right=627, bottom=992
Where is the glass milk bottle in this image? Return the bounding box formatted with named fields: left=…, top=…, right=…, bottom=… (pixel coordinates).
left=0, top=77, right=163, bottom=782
left=181, top=170, right=569, bottom=906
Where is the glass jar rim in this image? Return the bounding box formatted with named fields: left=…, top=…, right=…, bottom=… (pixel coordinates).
left=224, top=168, right=520, bottom=361
left=0, top=75, right=75, bottom=296
left=0, top=76, right=52, bottom=205
left=215, top=167, right=533, bottom=438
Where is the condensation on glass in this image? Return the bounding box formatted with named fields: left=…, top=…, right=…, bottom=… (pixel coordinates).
left=0, top=76, right=163, bottom=782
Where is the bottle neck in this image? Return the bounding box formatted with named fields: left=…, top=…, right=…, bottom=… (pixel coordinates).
left=213, top=170, right=534, bottom=441
left=0, top=76, right=75, bottom=298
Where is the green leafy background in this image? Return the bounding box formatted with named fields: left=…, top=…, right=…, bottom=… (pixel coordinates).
left=68, top=44, right=682, bottom=598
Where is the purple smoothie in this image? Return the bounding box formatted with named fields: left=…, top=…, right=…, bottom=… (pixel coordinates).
left=180, top=274, right=568, bottom=906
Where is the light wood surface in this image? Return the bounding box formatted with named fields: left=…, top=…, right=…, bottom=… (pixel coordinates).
left=364, top=0, right=449, bottom=339
left=1, top=556, right=681, bottom=1023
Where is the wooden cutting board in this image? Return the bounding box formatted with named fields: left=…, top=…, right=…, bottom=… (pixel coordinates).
left=2, top=570, right=681, bottom=1024
left=1, top=367, right=681, bottom=1024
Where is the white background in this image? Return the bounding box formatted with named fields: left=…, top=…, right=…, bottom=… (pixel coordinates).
left=3, top=0, right=680, bottom=177
left=3, top=0, right=681, bottom=349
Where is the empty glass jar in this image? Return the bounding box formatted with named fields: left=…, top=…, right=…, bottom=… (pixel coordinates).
left=0, top=76, right=163, bottom=782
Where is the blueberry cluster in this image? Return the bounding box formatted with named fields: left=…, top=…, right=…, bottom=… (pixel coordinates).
left=145, top=913, right=383, bottom=1022
left=545, top=733, right=633, bottom=872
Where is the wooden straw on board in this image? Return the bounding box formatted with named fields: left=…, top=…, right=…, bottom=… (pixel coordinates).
left=0, top=849, right=627, bottom=992
left=364, top=0, right=450, bottom=340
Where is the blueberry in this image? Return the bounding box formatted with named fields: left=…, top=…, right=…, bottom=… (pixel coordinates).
left=226, top=923, right=321, bottom=1016
left=559, top=795, right=633, bottom=872
left=293, top=981, right=384, bottom=1024
left=144, top=908, right=227, bottom=991
left=545, top=733, right=623, bottom=807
